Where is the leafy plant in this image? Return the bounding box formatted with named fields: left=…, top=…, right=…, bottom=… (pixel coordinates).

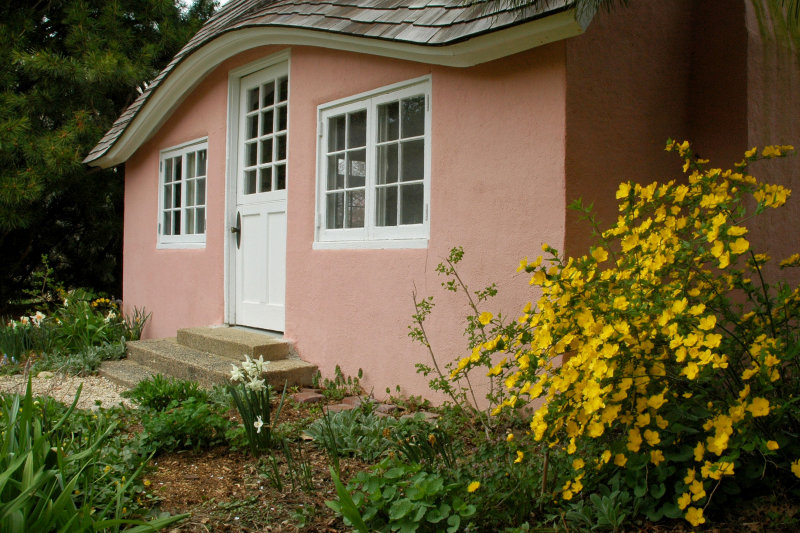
left=313, top=365, right=363, bottom=402
left=122, top=374, right=209, bottom=411
left=465, top=142, right=800, bottom=527
left=328, top=456, right=477, bottom=533
left=30, top=340, right=126, bottom=376
left=228, top=355, right=287, bottom=454
left=0, top=377, right=187, bottom=532
left=305, top=404, right=395, bottom=462
left=140, top=396, right=232, bottom=454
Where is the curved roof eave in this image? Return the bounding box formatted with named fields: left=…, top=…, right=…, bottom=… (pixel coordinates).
left=86, top=8, right=590, bottom=169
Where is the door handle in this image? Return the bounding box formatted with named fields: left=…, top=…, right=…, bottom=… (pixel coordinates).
left=231, top=212, right=241, bottom=249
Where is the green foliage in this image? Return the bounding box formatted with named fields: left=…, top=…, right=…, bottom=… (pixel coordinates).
left=0, top=377, right=187, bottom=531
left=261, top=440, right=315, bottom=493
left=30, top=340, right=126, bottom=376
left=305, top=404, right=396, bottom=462
left=140, top=396, right=231, bottom=454
left=312, top=364, right=363, bottom=401
left=228, top=355, right=287, bottom=454
left=122, top=374, right=208, bottom=411
left=0, top=0, right=217, bottom=307
left=328, top=456, right=477, bottom=533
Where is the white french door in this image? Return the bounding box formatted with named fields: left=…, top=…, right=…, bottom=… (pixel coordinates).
left=231, top=63, right=288, bottom=331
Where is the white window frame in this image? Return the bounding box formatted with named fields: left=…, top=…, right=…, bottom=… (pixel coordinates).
left=157, top=138, right=208, bottom=248
left=314, top=76, right=431, bottom=250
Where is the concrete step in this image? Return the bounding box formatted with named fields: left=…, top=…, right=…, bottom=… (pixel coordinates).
left=125, top=338, right=316, bottom=389
left=177, top=326, right=291, bottom=361
left=98, top=359, right=155, bottom=389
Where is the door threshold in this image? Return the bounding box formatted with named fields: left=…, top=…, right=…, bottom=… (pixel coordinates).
left=228, top=324, right=285, bottom=339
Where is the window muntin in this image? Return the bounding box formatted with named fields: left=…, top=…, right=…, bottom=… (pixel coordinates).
left=242, top=75, right=288, bottom=195
left=317, top=79, right=430, bottom=247
left=158, top=139, right=207, bottom=247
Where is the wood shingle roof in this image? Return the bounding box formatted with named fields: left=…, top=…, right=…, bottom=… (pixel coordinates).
left=85, top=0, right=576, bottom=166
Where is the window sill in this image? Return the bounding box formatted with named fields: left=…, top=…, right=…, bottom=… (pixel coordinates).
left=156, top=241, right=206, bottom=250
left=312, top=238, right=428, bottom=250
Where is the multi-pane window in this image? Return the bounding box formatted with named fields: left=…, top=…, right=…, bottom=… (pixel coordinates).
left=242, top=75, right=288, bottom=195
left=317, top=78, right=430, bottom=247
left=158, top=139, right=207, bottom=247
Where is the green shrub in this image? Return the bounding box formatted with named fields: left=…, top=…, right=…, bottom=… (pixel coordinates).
left=312, top=365, right=363, bottom=401
left=123, top=374, right=209, bottom=411
left=0, top=377, right=186, bottom=532
left=305, top=404, right=396, bottom=462
left=30, top=340, right=126, bottom=376
left=140, top=396, right=232, bottom=454
left=328, top=456, right=477, bottom=533
left=456, top=142, right=800, bottom=527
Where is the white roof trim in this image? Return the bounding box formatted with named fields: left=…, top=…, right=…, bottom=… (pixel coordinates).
left=91, top=8, right=590, bottom=168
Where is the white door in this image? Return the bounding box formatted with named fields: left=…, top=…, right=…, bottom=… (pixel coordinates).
left=232, top=65, right=289, bottom=331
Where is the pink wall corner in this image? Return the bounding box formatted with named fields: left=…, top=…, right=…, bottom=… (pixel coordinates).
left=563, top=0, right=696, bottom=257
left=284, top=45, right=568, bottom=402
left=123, top=46, right=286, bottom=339
left=744, top=1, right=800, bottom=281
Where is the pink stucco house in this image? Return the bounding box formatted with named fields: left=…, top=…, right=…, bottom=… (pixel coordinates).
left=86, top=0, right=799, bottom=398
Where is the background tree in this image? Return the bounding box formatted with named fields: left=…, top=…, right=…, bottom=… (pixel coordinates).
left=0, top=0, right=217, bottom=312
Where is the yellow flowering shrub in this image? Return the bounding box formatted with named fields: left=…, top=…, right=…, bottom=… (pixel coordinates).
left=452, top=141, right=800, bottom=525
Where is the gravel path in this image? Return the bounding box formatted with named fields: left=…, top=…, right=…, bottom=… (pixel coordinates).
left=0, top=372, right=133, bottom=410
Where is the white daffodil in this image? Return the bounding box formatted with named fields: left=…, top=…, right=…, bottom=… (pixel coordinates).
left=32, top=311, right=45, bottom=327
left=230, top=364, right=244, bottom=382
left=253, top=355, right=268, bottom=374
left=254, top=416, right=264, bottom=434
left=241, top=355, right=257, bottom=377
left=246, top=376, right=266, bottom=392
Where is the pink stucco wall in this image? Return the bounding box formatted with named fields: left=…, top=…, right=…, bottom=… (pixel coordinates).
left=123, top=43, right=568, bottom=400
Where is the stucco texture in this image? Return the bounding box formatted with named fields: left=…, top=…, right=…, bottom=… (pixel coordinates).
left=123, top=43, right=568, bottom=400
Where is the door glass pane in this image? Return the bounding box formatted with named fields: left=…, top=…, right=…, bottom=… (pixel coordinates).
left=259, top=167, right=272, bottom=192
left=401, top=96, right=425, bottom=138
left=328, top=115, right=346, bottom=152
left=277, top=105, right=287, bottom=131
left=400, top=183, right=424, bottom=225
left=378, top=101, right=399, bottom=142
left=260, top=139, right=273, bottom=164
left=246, top=115, right=258, bottom=139
left=244, top=170, right=257, bottom=194
left=247, top=87, right=259, bottom=112
left=400, top=140, right=424, bottom=181
left=376, top=186, right=398, bottom=227
left=261, top=81, right=275, bottom=107
left=328, top=155, right=343, bottom=190
left=245, top=142, right=257, bottom=167
left=276, top=134, right=287, bottom=161
left=164, top=159, right=173, bottom=183
left=261, top=110, right=274, bottom=135
left=347, top=149, right=366, bottom=188
left=377, top=144, right=398, bottom=184
left=276, top=164, right=286, bottom=190
left=278, top=76, right=288, bottom=103
left=346, top=190, right=365, bottom=228
left=348, top=111, right=366, bottom=148
left=326, top=192, right=344, bottom=229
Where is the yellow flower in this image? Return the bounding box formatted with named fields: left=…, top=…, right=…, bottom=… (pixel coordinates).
left=745, top=147, right=758, bottom=158
left=467, top=481, right=480, bottom=493
left=616, top=182, right=631, bottom=199
left=591, top=247, right=609, bottom=262
left=478, top=312, right=493, bottom=325
left=614, top=454, right=627, bottom=467
left=643, top=429, right=661, bottom=446
left=678, top=492, right=691, bottom=510
left=767, top=440, right=779, bottom=451
left=685, top=506, right=706, bottom=527
left=506, top=433, right=514, bottom=442
left=627, top=428, right=642, bottom=452
left=698, top=315, right=716, bottom=331
left=791, top=460, right=800, bottom=478
left=647, top=393, right=667, bottom=410
left=515, top=451, right=524, bottom=464
left=729, top=237, right=749, bottom=255
left=747, top=397, right=770, bottom=417
left=572, top=458, right=585, bottom=470
left=650, top=449, right=665, bottom=465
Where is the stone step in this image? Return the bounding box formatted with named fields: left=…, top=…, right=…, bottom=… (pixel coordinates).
left=124, top=338, right=316, bottom=389
left=177, top=326, right=291, bottom=361
left=98, top=359, right=155, bottom=389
